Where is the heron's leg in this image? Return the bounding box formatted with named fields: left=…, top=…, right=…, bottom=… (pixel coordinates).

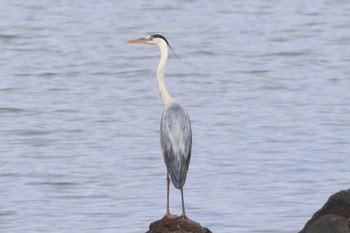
left=180, top=187, right=187, bottom=219
left=165, top=173, right=171, bottom=217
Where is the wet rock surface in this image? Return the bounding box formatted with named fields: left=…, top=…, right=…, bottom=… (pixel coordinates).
left=146, top=216, right=212, bottom=233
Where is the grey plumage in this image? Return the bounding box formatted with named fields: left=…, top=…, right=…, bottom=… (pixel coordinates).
left=127, top=33, right=192, bottom=218
left=161, top=102, right=192, bottom=189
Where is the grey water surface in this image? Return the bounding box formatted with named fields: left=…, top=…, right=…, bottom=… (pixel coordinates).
left=1, top=1, right=350, bottom=233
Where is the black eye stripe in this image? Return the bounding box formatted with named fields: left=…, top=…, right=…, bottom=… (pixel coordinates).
left=149, top=34, right=180, bottom=62
left=150, top=34, right=170, bottom=45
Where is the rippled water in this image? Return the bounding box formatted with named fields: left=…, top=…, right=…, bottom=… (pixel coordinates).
left=1, top=1, right=350, bottom=232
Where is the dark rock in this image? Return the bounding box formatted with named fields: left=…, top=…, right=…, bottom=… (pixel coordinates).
left=146, top=216, right=212, bottom=233
left=306, top=214, right=350, bottom=233
left=300, top=189, right=350, bottom=233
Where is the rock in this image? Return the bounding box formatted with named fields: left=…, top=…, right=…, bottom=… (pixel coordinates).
left=146, top=216, right=212, bottom=233
left=299, top=189, right=350, bottom=233
left=306, top=214, right=350, bottom=233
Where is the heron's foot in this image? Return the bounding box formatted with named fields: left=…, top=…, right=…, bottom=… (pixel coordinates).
left=164, top=211, right=177, bottom=219
left=180, top=213, right=188, bottom=220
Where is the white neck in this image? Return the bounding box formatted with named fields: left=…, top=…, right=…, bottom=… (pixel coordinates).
left=156, top=41, right=175, bottom=108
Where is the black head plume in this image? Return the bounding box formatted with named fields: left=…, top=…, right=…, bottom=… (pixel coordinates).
left=151, top=34, right=181, bottom=62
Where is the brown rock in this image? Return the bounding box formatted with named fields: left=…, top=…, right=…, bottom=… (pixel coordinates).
left=306, top=214, right=350, bottom=233
left=146, top=216, right=212, bottom=233
left=299, top=189, right=350, bottom=233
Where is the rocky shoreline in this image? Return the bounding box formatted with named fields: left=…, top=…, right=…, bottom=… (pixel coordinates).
left=145, top=189, right=350, bottom=233
left=146, top=215, right=212, bottom=233
left=299, top=189, right=350, bottom=233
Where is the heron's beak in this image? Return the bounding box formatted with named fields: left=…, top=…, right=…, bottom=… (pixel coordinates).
left=126, top=38, right=148, bottom=44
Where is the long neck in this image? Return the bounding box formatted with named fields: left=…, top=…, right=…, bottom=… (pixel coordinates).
left=157, top=41, right=174, bottom=108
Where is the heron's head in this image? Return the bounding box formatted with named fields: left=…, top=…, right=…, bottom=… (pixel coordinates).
left=126, top=34, right=169, bottom=46
left=127, top=34, right=180, bottom=61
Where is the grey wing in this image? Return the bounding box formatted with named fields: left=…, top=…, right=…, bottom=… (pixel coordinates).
left=160, top=103, right=192, bottom=189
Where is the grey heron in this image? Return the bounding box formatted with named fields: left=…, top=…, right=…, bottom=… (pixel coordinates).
left=127, top=34, right=192, bottom=219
